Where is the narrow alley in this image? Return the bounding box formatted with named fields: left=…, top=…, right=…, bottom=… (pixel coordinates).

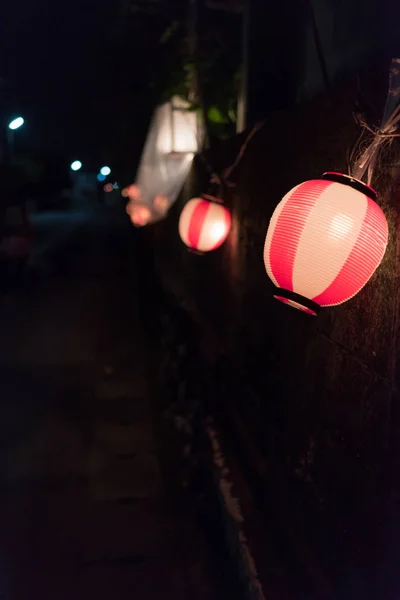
left=0, top=205, right=237, bottom=599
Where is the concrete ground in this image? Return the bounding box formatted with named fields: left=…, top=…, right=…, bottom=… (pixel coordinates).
left=0, top=205, right=237, bottom=599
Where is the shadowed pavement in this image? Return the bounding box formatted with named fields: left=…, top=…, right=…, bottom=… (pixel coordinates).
left=0, top=205, right=237, bottom=599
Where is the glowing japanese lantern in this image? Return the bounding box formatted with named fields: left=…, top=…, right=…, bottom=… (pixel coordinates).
left=158, top=96, right=200, bottom=154
left=153, top=194, right=169, bottom=215
left=123, top=184, right=140, bottom=201
left=128, top=203, right=151, bottom=227
left=179, top=197, right=231, bottom=252
left=263, top=172, right=388, bottom=315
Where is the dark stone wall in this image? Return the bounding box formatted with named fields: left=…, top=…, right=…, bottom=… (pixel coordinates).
left=149, top=70, right=400, bottom=598
left=246, top=0, right=387, bottom=120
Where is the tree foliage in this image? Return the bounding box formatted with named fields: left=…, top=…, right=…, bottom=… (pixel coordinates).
left=109, top=0, right=242, bottom=151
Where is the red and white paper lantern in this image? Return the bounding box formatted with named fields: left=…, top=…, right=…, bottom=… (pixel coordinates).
left=179, top=197, right=231, bottom=252
left=127, top=203, right=151, bottom=227
left=263, top=172, right=388, bottom=315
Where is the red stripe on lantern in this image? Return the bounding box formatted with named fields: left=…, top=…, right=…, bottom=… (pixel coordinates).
left=268, top=180, right=332, bottom=291
left=187, top=200, right=210, bottom=249
left=312, top=195, right=388, bottom=306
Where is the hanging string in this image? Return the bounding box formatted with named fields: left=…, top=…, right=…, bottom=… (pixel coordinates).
left=197, top=120, right=265, bottom=199
left=222, top=120, right=265, bottom=183
left=355, top=114, right=400, bottom=138
left=351, top=58, right=400, bottom=185
left=352, top=107, right=400, bottom=185
left=197, top=151, right=221, bottom=186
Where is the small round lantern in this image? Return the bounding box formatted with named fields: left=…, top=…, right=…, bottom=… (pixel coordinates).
left=124, top=184, right=140, bottom=201
left=127, top=203, right=151, bottom=227
left=263, top=172, right=388, bottom=315
left=153, top=194, right=169, bottom=215
left=179, top=197, right=231, bottom=252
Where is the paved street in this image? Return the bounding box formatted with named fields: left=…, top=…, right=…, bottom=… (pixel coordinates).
left=0, top=205, right=236, bottom=599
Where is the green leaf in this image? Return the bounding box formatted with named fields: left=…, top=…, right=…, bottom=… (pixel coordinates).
left=208, top=106, right=230, bottom=124
left=159, top=21, right=179, bottom=45
left=228, top=107, right=237, bottom=122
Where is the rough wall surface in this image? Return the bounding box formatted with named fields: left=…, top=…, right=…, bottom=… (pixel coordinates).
left=150, top=71, right=400, bottom=599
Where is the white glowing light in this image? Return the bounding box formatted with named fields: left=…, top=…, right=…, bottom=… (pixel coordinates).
left=328, top=213, right=354, bottom=240
left=100, top=166, right=111, bottom=176
left=8, top=117, right=24, bottom=130
left=71, top=160, right=82, bottom=171
left=158, top=97, right=200, bottom=154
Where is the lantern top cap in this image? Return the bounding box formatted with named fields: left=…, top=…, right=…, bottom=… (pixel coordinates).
left=171, top=95, right=191, bottom=110
left=201, top=194, right=224, bottom=204
left=322, top=172, right=377, bottom=201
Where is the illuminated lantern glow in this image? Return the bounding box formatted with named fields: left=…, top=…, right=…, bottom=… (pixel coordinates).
left=153, top=195, right=169, bottom=214
left=133, top=97, right=203, bottom=215
left=179, top=197, right=231, bottom=252
left=125, top=184, right=141, bottom=201
left=128, top=203, right=151, bottom=227
left=122, top=184, right=140, bottom=199
left=158, top=96, right=201, bottom=155
left=263, top=172, right=389, bottom=315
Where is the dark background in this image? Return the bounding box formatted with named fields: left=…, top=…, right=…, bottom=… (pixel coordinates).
left=2, top=1, right=400, bottom=597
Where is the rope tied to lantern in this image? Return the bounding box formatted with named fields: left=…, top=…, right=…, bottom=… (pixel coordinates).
left=352, top=58, right=400, bottom=185
left=179, top=122, right=266, bottom=252
left=196, top=120, right=265, bottom=206
left=263, top=61, right=400, bottom=315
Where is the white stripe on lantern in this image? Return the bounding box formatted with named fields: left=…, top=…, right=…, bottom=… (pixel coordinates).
left=264, top=183, right=302, bottom=287
left=179, top=198, right=201, bottom=246
left=292, top=182, right=368, bottom=300
left=197, top=201, right=226, bottom=251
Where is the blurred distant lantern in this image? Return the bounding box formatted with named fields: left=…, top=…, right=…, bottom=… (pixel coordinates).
left=100, top=165, right=111, bottom=176
left=158, top=96, right=201, bottom=155
left=128, top=203, right=151, bottom=228
left=122, top=184, right=140, bottom=201
left=153, top=195, right=169, bottom=214
left=97, top=173, right=106, bottom=182
left=263, top=172, right=389, bottom=315
left=129, top=97, right=203, bottom=221
left=104, top=183, right=113, bottom=193
left=179, top=197, right=231, bottom=252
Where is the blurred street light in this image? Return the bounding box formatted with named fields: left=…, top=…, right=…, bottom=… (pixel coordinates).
left=70, top=160, right=82, bottom=171
left=8, top=117, right=24, bottom=130
left=97, top=173, right=106, bottom=182
left=100, top=165, right=111, bottom=176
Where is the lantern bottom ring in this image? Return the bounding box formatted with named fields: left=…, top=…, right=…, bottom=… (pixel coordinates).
left=187, top=247, right=205, bottom=256
left=273, top=288, right=320, bottom=316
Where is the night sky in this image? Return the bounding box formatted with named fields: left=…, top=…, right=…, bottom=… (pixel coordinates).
left=1, top=0, right=139, bottom=168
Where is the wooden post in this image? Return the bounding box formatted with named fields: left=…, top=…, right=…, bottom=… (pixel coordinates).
left=237, top=0, right=250, bottom=133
